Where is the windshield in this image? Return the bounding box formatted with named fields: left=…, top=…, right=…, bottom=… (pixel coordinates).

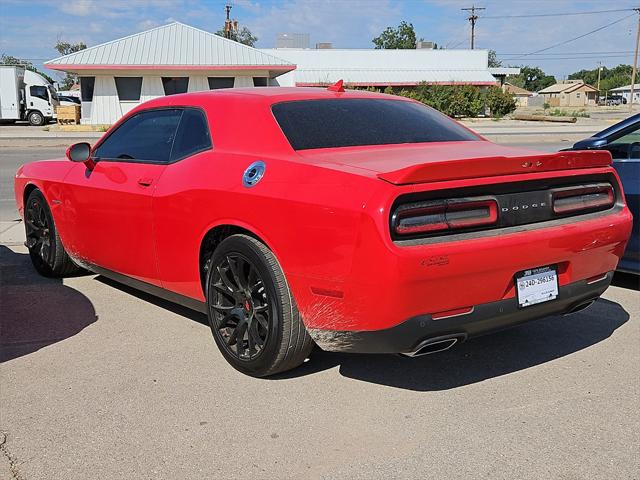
left=272, top=98, right=479, bottom=150
left=48, top=85, right=58, bottom=101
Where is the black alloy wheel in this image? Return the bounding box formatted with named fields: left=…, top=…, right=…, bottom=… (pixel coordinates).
left=210, top=253, right=271, bottom=361
left=206, top=234, right=314, bottom=377
left=25, top=191, right=54, bottom=272
left=24, top=189, right=81, bottom=277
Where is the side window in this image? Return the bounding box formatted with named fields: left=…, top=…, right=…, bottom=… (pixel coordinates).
left=171, top=109, right=212, bottom=161
left=80, top=77, right=95, bottom=102
left=609, top=127, right=640, bottom=159
left=115, top=77, right=143, bottom=101
left=94, top=109, right=182, bottom=163
left=162, top=77, right=189, bottom=95
left=30, top=86, right=49, bottom=101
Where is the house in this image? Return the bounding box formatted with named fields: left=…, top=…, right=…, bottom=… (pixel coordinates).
left=44, top=22, right=296, bottom=124
left=537, top=80, right=598, bottom=107
left=502, top=82, right=532, bottom=107
left=45, top=21, right=509, bottom=125
left=609, top=84, right=640, bottom=104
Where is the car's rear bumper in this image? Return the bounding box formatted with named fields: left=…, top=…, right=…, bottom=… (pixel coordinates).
left=308, top=271, right=613, bottom=354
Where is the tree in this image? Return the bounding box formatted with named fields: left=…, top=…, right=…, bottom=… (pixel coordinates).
left=373, top=21, right=419, bottom=49
left=0, top=54, right=54, bottom=83
left=215, top=26, right=258, bottom=46
left=488, top=50, right=502, bottom=68
left=55, top=40, right=87, bottom=90
left=568, top=64, right=632, bottom=94
left=486, top=86, right=516, bottom=116
left=508, top=66, right=556, bottom=92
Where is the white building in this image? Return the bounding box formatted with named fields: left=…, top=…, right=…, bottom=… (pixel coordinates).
left=45, top=22, right=295, bottom=124
left=609, top=84, right=640, bottom=104
left=45, top=21, right=505, bottom=125
left=262, top=48, right=497, bottom=88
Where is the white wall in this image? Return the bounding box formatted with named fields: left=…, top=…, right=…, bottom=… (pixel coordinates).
left=83, top=73, right=262, bottom=125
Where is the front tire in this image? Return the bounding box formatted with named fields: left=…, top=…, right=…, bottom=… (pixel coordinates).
left=24, top=189, right=81, bottom=277
left=206, top=234, right=314, bottom=377
left=27, top=111, right=45, bottom=126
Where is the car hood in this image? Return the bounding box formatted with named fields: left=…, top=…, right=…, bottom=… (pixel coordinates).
left=296, top=141, right=612, bottom=185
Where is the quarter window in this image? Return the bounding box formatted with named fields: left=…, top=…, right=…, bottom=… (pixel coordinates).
left=171, top=109, right=212, bottom=161
left=94, top=109, right=182, bottom=163
left=162, top=77, right=189, bottom=95
left=115, top=77, right=143, bottom=101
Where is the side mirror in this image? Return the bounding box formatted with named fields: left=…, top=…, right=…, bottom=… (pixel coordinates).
left=66, top=142, right=95, bottom=170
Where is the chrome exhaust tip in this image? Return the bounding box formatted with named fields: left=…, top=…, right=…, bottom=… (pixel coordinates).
left=402, top=334, right=465, bottom=358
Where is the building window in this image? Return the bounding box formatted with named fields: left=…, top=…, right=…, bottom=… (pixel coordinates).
left=253, top=77, right=268, bottom=87
left=115, top=77, right=143, bottom=101
left=208, top=77, right=235, bottom=89
left=576, top=92, right=581, bottom=98
left=80, top=77, right=95, bottom=102
left=162, top=77, right=189, bottom=95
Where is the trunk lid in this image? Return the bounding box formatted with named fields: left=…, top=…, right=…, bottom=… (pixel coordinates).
left=296, top=141, right=612, bottom=185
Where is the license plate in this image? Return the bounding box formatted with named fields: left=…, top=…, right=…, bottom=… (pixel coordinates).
left=515, top=265, right=559, bottom=308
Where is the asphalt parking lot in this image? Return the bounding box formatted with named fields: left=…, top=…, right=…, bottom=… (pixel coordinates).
left=1, top=144, right=639, bottom=479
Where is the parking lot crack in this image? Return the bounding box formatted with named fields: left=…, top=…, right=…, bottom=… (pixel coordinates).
left=0, top=432, right=25, bottom=480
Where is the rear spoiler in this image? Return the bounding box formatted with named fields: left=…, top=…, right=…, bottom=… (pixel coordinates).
left=377, top=150, right=612, bottom=185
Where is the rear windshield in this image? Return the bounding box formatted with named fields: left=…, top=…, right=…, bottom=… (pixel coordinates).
left=272, top=98, right=479, bottom=150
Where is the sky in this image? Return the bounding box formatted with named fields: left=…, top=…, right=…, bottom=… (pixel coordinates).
left=0, top=0, right=637, bottom=83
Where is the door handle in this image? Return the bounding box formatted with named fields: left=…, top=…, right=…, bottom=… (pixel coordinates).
left=138, top=177, right=153, bottom=187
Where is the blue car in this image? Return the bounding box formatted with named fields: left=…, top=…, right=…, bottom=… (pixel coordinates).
left=566, top=113, right=639, bottom=274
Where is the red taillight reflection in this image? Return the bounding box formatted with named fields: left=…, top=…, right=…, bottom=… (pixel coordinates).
left=552, top=183, right=614, bottom=215
left=395, top=198, right=498, bottom=235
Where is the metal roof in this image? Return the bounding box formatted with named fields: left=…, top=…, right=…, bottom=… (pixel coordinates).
left=538, top=81, right=598, bottom=94
left=45, top=22, right=295, bottom=71
left=260, top=48, right=496, bottom=86
left=610, top=84, right=640, bottom=92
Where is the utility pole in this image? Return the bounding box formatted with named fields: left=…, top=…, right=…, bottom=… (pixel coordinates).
left=596, top=61, right=602, bottom=106
left=462, top=5, right=485, bottom=49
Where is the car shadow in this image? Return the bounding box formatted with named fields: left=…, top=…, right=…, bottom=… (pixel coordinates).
left=95, top=276, right=209, bottom=327
left=275, top=298, right=629, bottom=391
left=0, top=245, right=98, bottom=362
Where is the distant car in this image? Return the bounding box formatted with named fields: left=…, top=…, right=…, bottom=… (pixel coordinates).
left=603, top=95, right=627, bottom=106
left=564, top=113, right=639, bottom=274
left=13, top=87, right=633, bottom=376
left=57, top=95, right=81, bottom=106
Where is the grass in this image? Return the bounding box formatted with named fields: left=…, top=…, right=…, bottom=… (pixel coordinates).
left=546, top=108, right=590, bottom=118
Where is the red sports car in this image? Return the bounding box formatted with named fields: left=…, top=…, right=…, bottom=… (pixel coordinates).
left=14, top=86, right=632, bottom=377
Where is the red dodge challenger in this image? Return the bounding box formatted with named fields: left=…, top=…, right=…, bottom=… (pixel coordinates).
left=14, top=86, right=633, bottom=376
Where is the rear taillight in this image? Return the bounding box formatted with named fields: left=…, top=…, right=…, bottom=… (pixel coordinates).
left=394, top=197, right=498, bottom=236
left=552, top=183, right=614, bottom=215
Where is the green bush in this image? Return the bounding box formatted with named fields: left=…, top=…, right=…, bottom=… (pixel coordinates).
left=394, top=84, right=485, bottom=117
left=486, top=86, right=517, bottom=117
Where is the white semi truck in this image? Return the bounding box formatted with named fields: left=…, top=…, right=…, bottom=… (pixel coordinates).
left=0, top=65, right=58, bottom=126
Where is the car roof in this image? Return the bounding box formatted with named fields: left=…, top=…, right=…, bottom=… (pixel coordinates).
left=137, top=86, right=413, bottom=110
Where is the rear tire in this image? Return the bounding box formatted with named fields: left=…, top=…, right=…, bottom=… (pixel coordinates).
left=206, top=234, right=314, bottom=377
left=24, top=189, right=81, bottom=277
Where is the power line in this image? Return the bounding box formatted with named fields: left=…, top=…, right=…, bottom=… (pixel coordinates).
left=504, top=13, right=636, bottom=60
left=480, top=7, right=635, bottom=19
